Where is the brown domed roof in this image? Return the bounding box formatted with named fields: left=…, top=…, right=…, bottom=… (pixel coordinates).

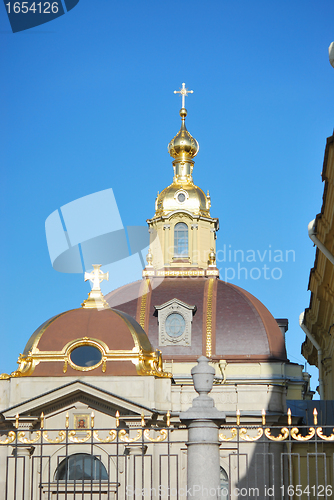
left=13, top=308, right=169, bottom=378
left=106, top=278, right=287, bottom=362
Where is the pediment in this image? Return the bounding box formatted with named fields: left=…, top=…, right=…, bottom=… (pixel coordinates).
left=0, top=380, right=156, bottom=426
left=155, top=298, right=196, bottom=312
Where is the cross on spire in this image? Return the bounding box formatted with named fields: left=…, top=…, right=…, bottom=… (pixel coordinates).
left=174, top=82, right=193, bottom=109
left=84, top=264, right=109, bottom=291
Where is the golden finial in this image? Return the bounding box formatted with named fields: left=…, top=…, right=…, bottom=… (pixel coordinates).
left=146, top=248, right=153, bottom=267
left=262, top=409, right=266, bottom=426
left=313, top=408, right=318, bottom=426
left=91, top=411, right=95, bottom=428
left=115, top=411, right=120, bottom=428
left=15, top=413, right=19, bottom=429
left=166, top=410, right=171, bottom=427
left=65, top=412, right=69, bottom=428
left=287, top=408, right=292, bottom=426
left=168, top=83, right=199, bottom=163
left=208, top=248, right=216, bottom=266
left=236, top=409, right=240, bottom=426
left=40, top=412, right=44, bottom=429
left=141, top=412, right=145, bottom=427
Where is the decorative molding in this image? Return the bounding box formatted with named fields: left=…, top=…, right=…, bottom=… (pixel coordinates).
left=155, top=298, right=196, bottom=347
left=205, top=279, right=214, bottom=357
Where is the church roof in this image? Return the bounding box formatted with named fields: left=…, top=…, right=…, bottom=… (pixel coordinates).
left=3, top=307, right=170, bottom=379
left=106, top=277, right=287, bottom=362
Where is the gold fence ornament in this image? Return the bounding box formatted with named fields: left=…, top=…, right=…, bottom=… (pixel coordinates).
left=143, top=429, right=168, bottom=442
left=236, top=410, right=240, bottom=426
left=115, top=411, right=120, bottom=428
left=316, top=427, right=334, bottom=441
left=262, top=409, right=266, bottom=426
left=166, top=410, right=171, bottom=427
left=68, top=430, right=92, bottom=443
left=0, top=431, right=16, bottom=445
left=141, top=413, right=145, bottom=427
left=91, top=412, right=95, bottom=428
left=93, top=430, right=117, bottom=443
left=15, top=414, right=19, bottom=429
left=65, top=412, right=69, bottom=429
left=287, top=408, right=292, bottom=426
left=17, top=431, right=41, bottom=444
left=290, top=427, right=315, bottom=441
left=219, top=428, right=238, bottom=442
left=118, top=429, right=142, bottom=443
left=313, top=408, right=318, bottom=426
left=264, top=427, right=289, bottom=441
left=40, top=412, right=44, bottom=429
left=42, top=431, right=66, bottom=444
left=239, top=427, right=263, bottom=441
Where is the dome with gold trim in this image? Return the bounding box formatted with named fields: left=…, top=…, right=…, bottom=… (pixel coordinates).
left=106, top=278, right=287, bottom=364
left=3, top=266, right=170, bottom=379
left=154, top=183, right=210, bottom=218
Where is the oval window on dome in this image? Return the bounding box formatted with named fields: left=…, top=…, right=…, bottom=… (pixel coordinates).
left=70, top=346, right=102, bottom=368
left=177, top=192, right=186, bottom=203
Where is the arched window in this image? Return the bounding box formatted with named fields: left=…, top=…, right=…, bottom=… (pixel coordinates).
left=220, top=466, right=229, bottom=500
left=174, top=223, right=188, bottom=257
left=55, top=454, right=108, bottom=481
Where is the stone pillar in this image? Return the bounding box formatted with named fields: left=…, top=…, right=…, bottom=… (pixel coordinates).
left=191, top=224, right=198, bottom=265
left=163, top=224, right=170, bottom=266
left=180, top=356, right=225, bottom=500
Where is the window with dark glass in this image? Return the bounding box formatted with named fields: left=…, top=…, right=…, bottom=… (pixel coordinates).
left=70, top=345, right=102, bottom=368
left=55, top=454, right=108, bottom=481
left=220, top=466, right=229, bottom=500
left=174, top=222, right=188, bottom=257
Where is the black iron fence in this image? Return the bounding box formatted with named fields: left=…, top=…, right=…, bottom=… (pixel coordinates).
left=0, top=411, right=333, bottom=500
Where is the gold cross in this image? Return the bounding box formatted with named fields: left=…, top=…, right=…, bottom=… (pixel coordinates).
left=84, top=264, right=109, bottom=291
left=174, top=82, right=193, bottom=109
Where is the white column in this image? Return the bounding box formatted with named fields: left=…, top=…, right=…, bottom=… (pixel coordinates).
left=163, top=225, right=171, bottom=266
left=191, top=224, right=198, bottom=265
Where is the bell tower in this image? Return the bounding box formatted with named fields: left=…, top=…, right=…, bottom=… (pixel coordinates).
left=143, top=84, right=219, bottom=278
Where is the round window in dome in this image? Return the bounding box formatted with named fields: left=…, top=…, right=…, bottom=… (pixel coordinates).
left=177, top=192, right=186, bottom=203
left=70, top=345, right=102, bottom=368
left=165, top=313, right=186, bottom=338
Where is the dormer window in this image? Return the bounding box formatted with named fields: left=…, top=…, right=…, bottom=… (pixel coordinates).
left=155, top=298, right=196, bottom=347
left=174, top=223, right=188, bottom=257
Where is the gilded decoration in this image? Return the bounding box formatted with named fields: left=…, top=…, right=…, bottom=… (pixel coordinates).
left=2, top=408, right=334, bottom=445
left=4, top=335, right=170, bottom=378
left=205, top=278, right=214, bottom=357
left=139, top=278, right=150, bottom=330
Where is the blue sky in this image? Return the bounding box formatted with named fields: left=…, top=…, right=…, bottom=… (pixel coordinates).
left=1, top=0, right=333, bottom=395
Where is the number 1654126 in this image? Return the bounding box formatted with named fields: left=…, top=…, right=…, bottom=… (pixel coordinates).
left=5, top=2, right=59, bottom=14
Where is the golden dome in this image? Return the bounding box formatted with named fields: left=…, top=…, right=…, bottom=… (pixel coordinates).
left=168, top=108, right=199, bottom=160
left=155, top=183, right=210, bottom=217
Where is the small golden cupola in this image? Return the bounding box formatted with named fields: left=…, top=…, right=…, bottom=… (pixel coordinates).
left=144, top=84, right=219, bottom=278
left=0, top=266, right=170, bottom=379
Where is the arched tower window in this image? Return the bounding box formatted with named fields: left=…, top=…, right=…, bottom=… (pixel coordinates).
left=55, top=453, right=108, bottom=481
left=174, top=223, right=188, bottom=257
left=220, top=466, right=229, bottom=500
